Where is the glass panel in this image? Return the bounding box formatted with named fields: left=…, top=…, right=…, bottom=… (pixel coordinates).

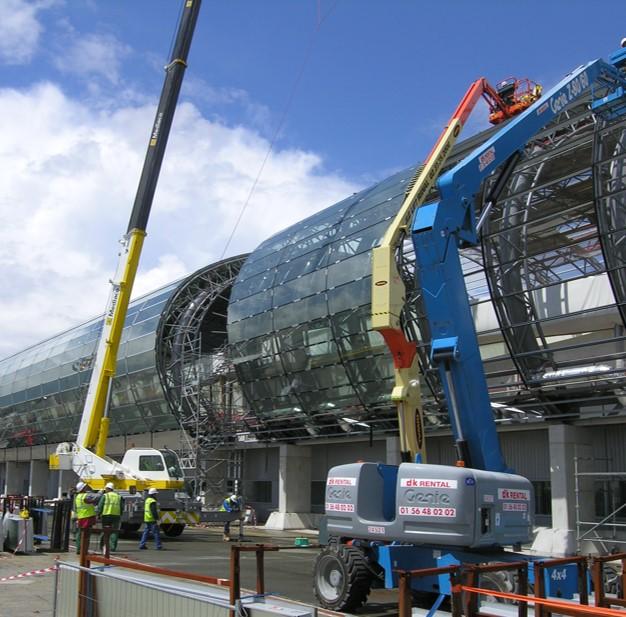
left=138, top=455, right=165, bottom=472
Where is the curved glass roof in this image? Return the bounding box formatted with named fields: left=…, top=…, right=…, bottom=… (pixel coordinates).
left=0, top=284, right=179, bottom=448
left=229, top=90, right=626, bottom=441
left=0, top=256, right=247, bottom=449
left=227, top=132, right=489, bottom=440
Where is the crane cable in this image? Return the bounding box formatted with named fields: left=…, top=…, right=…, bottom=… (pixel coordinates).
left=219, top=0, right=341, bottom=260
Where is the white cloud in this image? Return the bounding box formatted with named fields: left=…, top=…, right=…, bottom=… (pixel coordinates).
left=0, top=0, right=56, bottom=65
left=52, top=32, right=131, bottom=84
left=0, top=82, right=359, bottom=358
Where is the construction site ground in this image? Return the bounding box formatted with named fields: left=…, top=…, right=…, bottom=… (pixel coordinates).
left=0, top=525, right=400, bottom=617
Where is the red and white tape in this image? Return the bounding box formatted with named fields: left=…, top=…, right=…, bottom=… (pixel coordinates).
left=0, top=565, right=57, bottom=582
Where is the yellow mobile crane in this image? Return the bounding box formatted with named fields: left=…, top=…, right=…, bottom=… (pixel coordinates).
left=371, top=78, right=541, bottom=463
left=49, top=0, right=202, bottom=537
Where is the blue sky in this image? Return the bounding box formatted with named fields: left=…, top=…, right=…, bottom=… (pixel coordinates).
left=0, top=0, right=624, bottom=356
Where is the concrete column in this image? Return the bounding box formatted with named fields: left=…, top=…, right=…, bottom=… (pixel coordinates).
left=4, top=461, right=22, bottom=494
left=532, top=424, right=591, bottom=555
left=28, top=460, right=49, bottom=496
left=385, top=436, right=401, bottom=466
left=265, top=444, right=312, bottom=530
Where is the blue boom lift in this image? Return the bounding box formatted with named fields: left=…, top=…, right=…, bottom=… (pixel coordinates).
left=313, top=47, right=626, bottom=613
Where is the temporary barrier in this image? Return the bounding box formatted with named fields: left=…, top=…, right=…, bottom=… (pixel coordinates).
left=60, top=528, right=324, bottom=617
left=0, top=564, right=57, bottom=583
left=591, top=552, right=626, bottom=611
left=394, top=556, right=626, bottom=617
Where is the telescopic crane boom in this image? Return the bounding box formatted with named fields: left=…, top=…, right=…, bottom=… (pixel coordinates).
left=50, top=2, right=202, bottom=508
left=78, top=1, right=201, bottom=458
left=371, top=77, right=540, bottom=464
left=412, top=55, right=626, bottom=472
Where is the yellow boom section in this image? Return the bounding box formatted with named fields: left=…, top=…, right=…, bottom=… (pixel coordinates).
left=371, top=78, right=491, bottom=462
left=78, top=229, right=146, bottom=454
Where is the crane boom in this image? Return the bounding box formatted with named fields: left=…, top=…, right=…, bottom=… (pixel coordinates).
left=371, top=77, right=532, bottom=463
left=411, top=57, right=626, bottom=472
left=76, top=0, right=202, bottom=455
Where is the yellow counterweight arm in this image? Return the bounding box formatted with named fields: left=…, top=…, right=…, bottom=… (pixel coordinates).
left=371, top=79, right=494, bottom=462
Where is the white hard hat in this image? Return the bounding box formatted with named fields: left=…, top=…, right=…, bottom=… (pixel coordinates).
left=105, top=482, right=115, bottom=490
left=76, top=481, right=86, bottom=491
left=621, top=37, right=626, bottom=48
left=230, top=494, right=238, bottom=501
left=148, top=487, right=158, bottom=495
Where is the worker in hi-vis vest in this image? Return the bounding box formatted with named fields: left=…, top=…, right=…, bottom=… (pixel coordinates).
left=139, top=487, right=163, bottom=550
left=98, top=482, right=123, bottom=553
left=219, top=493, right=242, bottom=541
left=72, top=481, right=99, bottom=554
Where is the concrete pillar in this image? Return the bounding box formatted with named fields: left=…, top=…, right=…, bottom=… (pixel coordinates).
left=265, top=444, right=312, bottom=530
left=28, top=460, right=49, bottom=497
left=4, top=461, right=23, bottom=494
left=532, top=424, right=591, bottom=555
left=386, top=436, right=401, bottom=466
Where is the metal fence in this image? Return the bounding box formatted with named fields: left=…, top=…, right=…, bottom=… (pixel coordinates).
left=53, top=562, right=232, bottom=617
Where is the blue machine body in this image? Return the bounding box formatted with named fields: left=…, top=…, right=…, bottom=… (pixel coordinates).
left=374, top=543, right=579, bottom=599
left=411, top=57, right=626, bottom=473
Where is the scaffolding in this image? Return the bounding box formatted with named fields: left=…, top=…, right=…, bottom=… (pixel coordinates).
left=154, top=256, right=258, bottom=500
left=575, top=456, right=626, bottom=554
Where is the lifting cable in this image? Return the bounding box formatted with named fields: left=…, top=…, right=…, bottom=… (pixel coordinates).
left=219, top=0, right=342, bottom=259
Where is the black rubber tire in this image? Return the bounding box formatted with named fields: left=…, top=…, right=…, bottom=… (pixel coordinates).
left=478, top=571, right=514, bottom=604
left=602, top=563, right=622, bottom=596
left=161, top=523, right=185, bottom=537
left=313, top=545, right=372, bottom=612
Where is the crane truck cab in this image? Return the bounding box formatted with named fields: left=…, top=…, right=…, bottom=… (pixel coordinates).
left=119, top=447, right=195, bottom=538
left=121, top=448, right=184, bottom=486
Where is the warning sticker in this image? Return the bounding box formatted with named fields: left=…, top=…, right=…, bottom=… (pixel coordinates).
left=327, top=477, right=356, bottom=486
left=400, top=478, right=458, bottom=489
left=502, top=502, right=528, bottom=512
left=326, top=502, right=355, bottom=512
left=498, top=488, right=530, bottom=501
left=398, top=506, right=456, bottom=517
left=367, top=526, right=386, bottom=534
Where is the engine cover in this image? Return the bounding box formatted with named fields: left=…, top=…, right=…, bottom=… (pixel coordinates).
left=325, top=462, right=533, bottom=548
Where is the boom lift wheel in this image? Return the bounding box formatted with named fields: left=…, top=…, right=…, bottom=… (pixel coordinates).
left=313, top=544, right=372, bottom=611
left=473, top=571, right=515, bottom=605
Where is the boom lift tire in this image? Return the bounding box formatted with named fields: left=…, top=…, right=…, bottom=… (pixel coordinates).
left=161, top=523, right=185, bottom=537
left=313, top=544, right=372, bottom=611
left=474, top=571, right=515, bottom=605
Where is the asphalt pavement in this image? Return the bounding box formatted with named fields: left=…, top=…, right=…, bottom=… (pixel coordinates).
left=0, top=525, right=401, bottom=617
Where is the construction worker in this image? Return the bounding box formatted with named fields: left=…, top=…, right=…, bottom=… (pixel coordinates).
left=98, top=482, right=123, bottom=553
left=73, top=481, right=98, bottom=554
left=139, top=487, right=163, bottom=550
left=220, top=493, right=242, bottom=541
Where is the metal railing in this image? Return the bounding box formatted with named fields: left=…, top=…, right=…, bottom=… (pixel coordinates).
left=395, top=554, right=625, bottom=617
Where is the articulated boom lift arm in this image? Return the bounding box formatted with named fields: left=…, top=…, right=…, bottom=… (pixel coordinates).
left=75, top=0, right=202, bottom=460
left=371, top=78, right=523, bottom=463
left=411, top=57, right=626, bottom=472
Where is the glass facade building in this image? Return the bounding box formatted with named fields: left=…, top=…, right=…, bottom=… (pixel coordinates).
left=0, top=256, right=245, bottom=448
left=2, top=78, right=626, bottom=450
left=228, top=86, right=626, bottom=441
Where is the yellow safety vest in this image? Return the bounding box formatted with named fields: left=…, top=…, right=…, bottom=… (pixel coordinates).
left=102, top=491, right=122, bottom=516
left=75, top=493, right=96, bottom=520
left=144, top=497, right=158, bottom=523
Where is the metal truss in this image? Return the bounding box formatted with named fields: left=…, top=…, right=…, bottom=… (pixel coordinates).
left=155, top=255, right=256, bottom=455
left=594, top=113, right=626, bottom=329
